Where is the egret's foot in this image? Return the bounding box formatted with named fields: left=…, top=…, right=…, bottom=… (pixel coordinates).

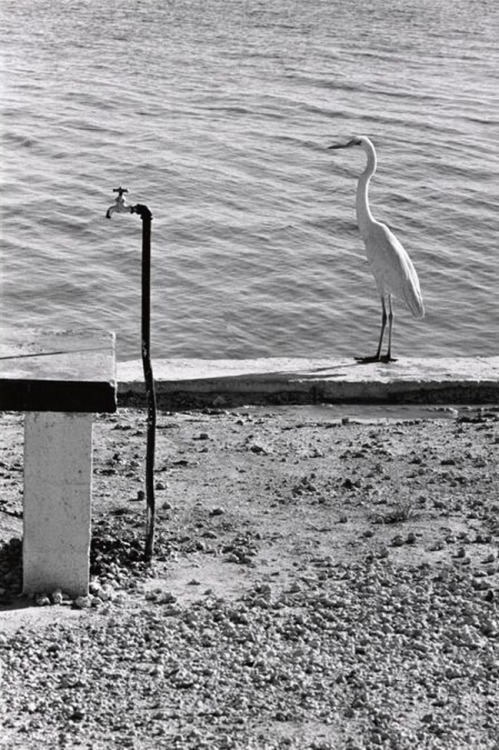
left=354, top=355, right=381, bottom=364
left=355, top=354, right=398, bottom=364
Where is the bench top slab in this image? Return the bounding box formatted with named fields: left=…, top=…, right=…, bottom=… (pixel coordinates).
left=0, top=330, right=117, bottom=413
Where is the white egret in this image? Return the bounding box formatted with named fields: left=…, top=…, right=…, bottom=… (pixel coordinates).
left=329, top=136, right=424, bottom=363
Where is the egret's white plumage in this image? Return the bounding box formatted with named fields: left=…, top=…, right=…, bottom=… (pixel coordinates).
left=329, top=135, right=424, bottom=363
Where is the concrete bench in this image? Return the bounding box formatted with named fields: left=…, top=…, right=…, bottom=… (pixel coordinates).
left=0, top=330, right=117, bottom=598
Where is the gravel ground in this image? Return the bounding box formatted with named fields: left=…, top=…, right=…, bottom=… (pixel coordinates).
left=1, top=405, right=499, bottom=749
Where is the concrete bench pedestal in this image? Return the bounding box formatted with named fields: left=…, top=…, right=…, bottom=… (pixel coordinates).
left=23, top=412, right=93, bottom=597
left=0, top=330, right=117, bottom=598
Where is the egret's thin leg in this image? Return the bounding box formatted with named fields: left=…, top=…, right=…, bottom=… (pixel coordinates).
left=381, top=295, right=397, bottom=363
left=355, top=297, right=386, bottom=363
left=375, top=297, right=387, bottom=359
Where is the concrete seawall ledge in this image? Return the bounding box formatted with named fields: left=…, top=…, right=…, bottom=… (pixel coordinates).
left=117, top=356, right=499, bottom=409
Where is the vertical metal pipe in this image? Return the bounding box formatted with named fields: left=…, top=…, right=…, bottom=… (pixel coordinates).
left=133, top=204, right=156, bottom=561
left=106, top=191, right=158, bottom=561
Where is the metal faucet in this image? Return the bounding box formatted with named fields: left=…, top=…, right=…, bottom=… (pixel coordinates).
left=106, top=187, right=132, bottom=219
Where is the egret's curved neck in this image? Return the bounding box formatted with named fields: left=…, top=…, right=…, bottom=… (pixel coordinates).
left=356, top=141, right=377, bottom=237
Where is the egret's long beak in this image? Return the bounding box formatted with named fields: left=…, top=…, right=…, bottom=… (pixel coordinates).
left=328, top=140, right=354, bottom=150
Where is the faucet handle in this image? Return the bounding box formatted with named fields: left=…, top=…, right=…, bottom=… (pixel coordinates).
left=113, top=186, right=129, bottom=198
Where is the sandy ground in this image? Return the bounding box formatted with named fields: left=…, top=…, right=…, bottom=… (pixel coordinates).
left=1, top=404, right=499, bottom=749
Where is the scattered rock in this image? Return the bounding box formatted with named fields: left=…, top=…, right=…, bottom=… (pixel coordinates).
left=209, top=506, right=225, bottom=517
left=74, top=595, right=92, bottom=609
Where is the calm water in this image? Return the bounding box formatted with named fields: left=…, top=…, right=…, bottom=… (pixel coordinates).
left=1, top=0, right=498, bottom=362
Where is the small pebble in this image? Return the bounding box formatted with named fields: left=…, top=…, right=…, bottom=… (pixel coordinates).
left=482, top=552, right=496, bottom=564
left=391, top=535, right=404, bottom=547
left=210, top=506, right=225, bottom=517
left=51, top=590, right=64, bottom=605
left=74, top=596, right=91, bottom=609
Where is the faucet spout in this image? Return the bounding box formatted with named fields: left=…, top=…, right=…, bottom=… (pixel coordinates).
left=106, top=187, right=132, bottom=219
